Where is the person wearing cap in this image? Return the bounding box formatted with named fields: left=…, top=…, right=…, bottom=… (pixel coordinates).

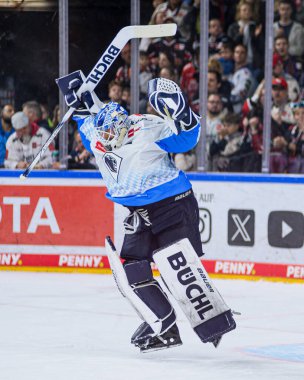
left=270, top=77, right=294, bottom=173
left=273, top=53, right=300, bottom=101
left=271, top=77, right=295, bottom=125
left=287, top=100, right=304, bottom=173
left=0, top=104, right=15, bottom=168
left=4, top=111, right=53, bottom=169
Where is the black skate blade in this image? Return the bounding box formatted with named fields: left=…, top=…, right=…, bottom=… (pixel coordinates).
left=212, top=336, right=222, bottom=348
left=140, top=341, right=183, bottom=354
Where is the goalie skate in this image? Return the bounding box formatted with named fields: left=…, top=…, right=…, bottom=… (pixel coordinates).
left=132, top=322, right=183, bottom=353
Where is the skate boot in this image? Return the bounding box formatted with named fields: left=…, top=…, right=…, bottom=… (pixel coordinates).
left=131, top=322, right=183, bottom=353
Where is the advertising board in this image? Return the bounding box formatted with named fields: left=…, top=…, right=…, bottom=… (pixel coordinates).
left=1, top=172, right=303, bottom=281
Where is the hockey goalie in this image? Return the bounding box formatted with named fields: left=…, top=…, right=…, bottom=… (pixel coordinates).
left=57, top=73, right=237, bottom=353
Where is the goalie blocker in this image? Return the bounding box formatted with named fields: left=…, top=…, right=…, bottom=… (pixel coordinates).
left=153, top=238, right=236, bottom=345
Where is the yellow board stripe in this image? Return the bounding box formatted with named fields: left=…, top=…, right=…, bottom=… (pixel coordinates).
left=0, top=266, right=303, bottom=283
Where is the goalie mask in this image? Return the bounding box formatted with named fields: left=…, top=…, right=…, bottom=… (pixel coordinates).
left=94, top=102, right=129, bottom=151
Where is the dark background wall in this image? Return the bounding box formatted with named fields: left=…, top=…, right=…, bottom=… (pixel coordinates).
left=0, top=1, right=153, bottom=111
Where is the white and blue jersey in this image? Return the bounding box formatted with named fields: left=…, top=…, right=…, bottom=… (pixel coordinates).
left=75, top=113, right=200, bottom=206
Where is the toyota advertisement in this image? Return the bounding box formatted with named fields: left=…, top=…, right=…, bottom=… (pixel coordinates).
left=0, top=177, right=113, bottom=271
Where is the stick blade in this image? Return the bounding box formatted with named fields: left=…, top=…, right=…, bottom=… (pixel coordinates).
left=131, top=23, right=177, bottom=39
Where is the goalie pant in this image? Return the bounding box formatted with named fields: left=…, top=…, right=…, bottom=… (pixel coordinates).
left=120, top=188, right=203, bottom=339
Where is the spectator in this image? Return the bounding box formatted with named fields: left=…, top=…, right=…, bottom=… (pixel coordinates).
left=5, top=111, right=52, bottom=169
left=51, top=104, right=60, bottom=128
left=147, top=18, right=191, bottom=76
left=139, top=51, right=153, bottom=99
left=22, top=100, right=50, bottom=133
left=139, top=1, right=166, bottom=52
left=154, top=0, right=192, bottom=40
left=206, top=93, right=225, bottom=138
left=68, top=131, right=96, bottom=170
left=139, top=6, right=166, bottom=52
left=108, top=80, right=123, bottom=104
left=209, top=67, right=221, bottom=94
left=180, top=46, right=199, bottom=113
left=40, top=103, right=53, bottom=129
left=242, top=114, right=263, bottom=172
left=159, top=66, right=177, bottom=81
left=227, top=1, right=264, bottom=69
left=287, top=100, right=304, bottom=173
left=206, top=93, right=225, bottom=170
left=210, top=113, right=251, bottom=172
left=0, top=104, right=15, bottom=168
left=228, top=44, right=257, bottom=113
left=121, top=86, right=131, bottom=113
left=208, top=18, right=231, bottom=57
left=274, top=35, right=304, bottom=86
left=158, top=51, right=175, bottom=75
left=242, top=80, right=265, bottom=172
left=272, top=53, right=300, bottom=101
left=183, top=0, right=200, bottom=47
left=138, top=51, right=154, bottom=113
left=270, top=77, right=294, bottom=173
left=185, top=0, right=233, bottom=45
left=115, top=43, right=131, bottom=87
left=208, top=56, right=223, bottom=73
left=244, top=0, right=265, bottom=25
left=208, top=69, right=233, bottom=112
left=215, top=40, right=235, bottom=79
left=271, top=77, right=295, bottom=125
left=294, top=0, right=304, bottom=25
left=274, top=0, right=304, bottom=58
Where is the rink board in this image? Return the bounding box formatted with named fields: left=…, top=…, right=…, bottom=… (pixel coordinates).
left=0, top=171, right=303, bottom=281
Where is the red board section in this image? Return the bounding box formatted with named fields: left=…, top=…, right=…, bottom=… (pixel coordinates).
left=0, top=185, right=113, bottom=246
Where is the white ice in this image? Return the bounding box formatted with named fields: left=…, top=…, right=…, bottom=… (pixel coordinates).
left=0, top=272, right=303, bottom=380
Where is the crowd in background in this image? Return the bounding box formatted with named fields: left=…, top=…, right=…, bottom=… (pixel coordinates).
left=1, top=0, right=304, bottom=173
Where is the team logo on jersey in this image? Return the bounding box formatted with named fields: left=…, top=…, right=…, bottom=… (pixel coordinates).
left=103, top=152, right=122, bottom=182
left=105, top=155, right=117, bottom=172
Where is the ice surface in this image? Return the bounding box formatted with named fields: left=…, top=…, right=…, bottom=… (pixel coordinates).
left=0, top=272, right=303, bottom=380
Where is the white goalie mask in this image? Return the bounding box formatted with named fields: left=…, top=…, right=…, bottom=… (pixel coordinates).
left=94, top=102, right=129, bottom=151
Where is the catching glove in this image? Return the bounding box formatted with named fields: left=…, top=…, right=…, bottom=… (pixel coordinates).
left=148, top=78, right=200, bottom=134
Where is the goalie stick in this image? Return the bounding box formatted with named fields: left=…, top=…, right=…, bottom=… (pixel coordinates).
left=20, top=23, right=177, bottom=180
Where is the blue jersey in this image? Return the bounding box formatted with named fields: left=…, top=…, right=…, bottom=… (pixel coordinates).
left=75, top=113, right=200, bottom=206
